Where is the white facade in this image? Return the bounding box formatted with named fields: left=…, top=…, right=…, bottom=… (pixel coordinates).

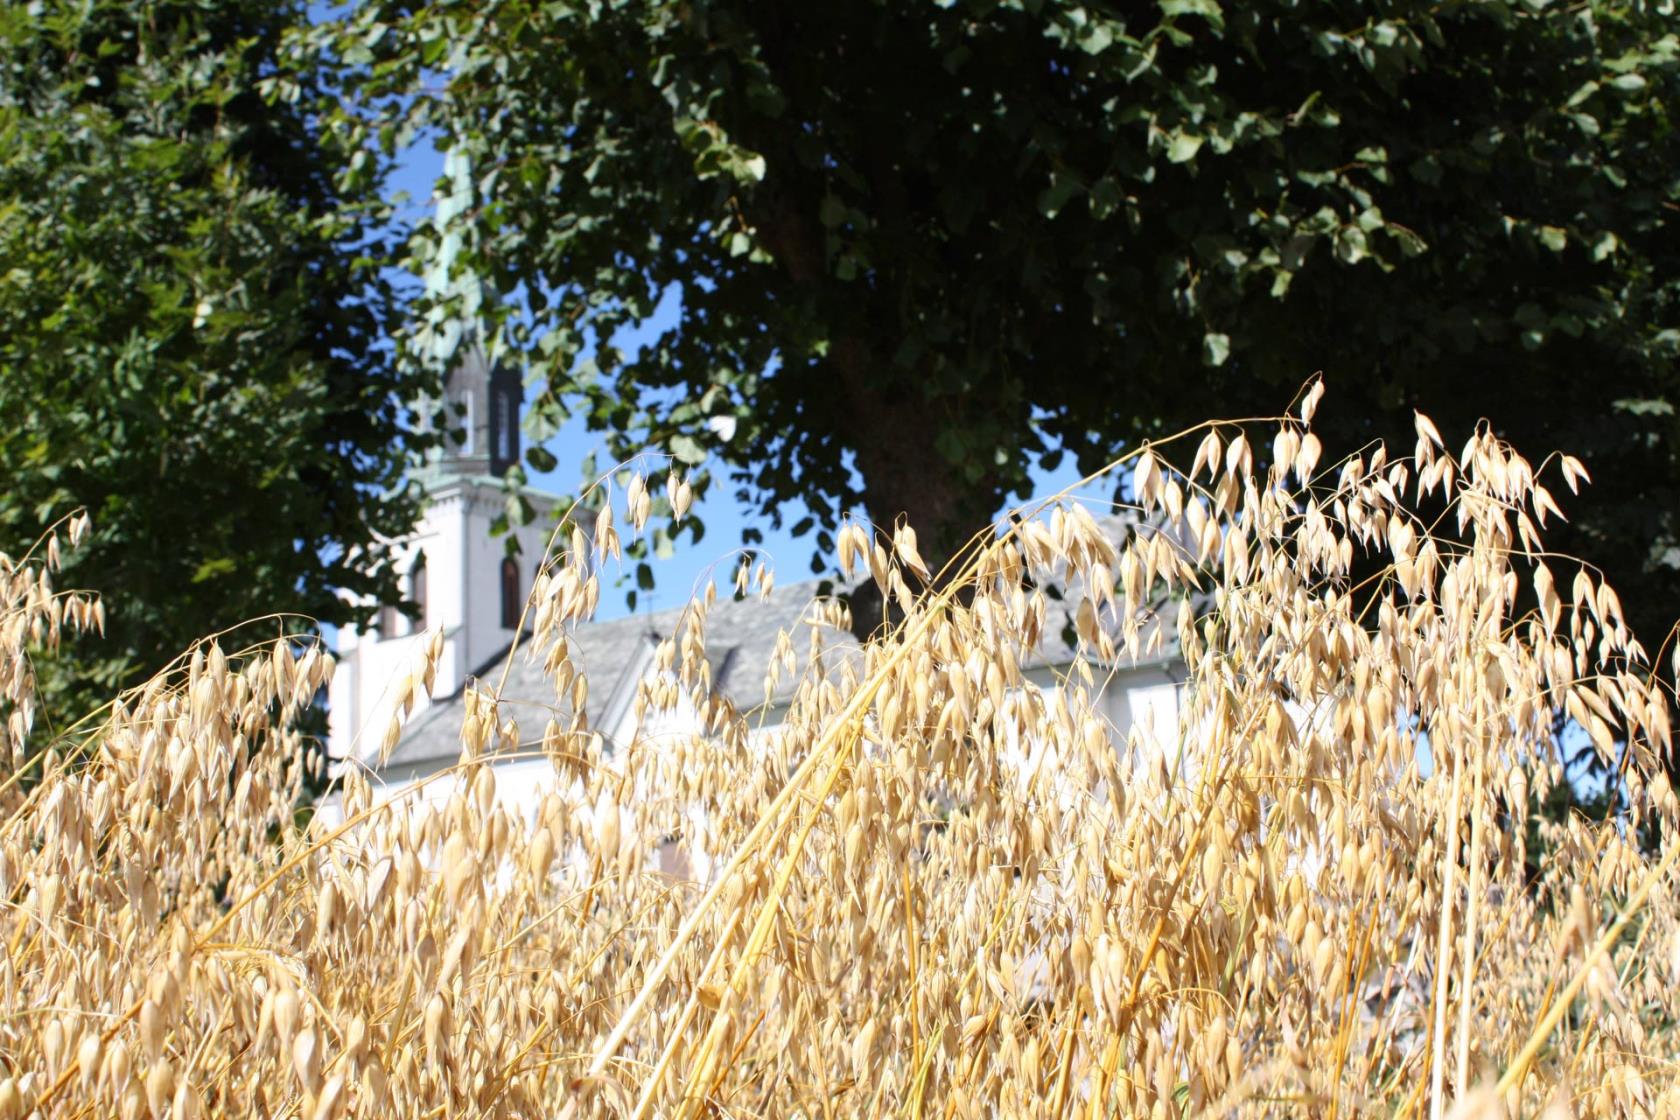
left=320, top=346, right=1193, bottom=863
left=325, top=345, right=561, bottom=763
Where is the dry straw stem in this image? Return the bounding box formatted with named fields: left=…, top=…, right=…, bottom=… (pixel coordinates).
left=610, top=428, right=1221, bottom=1117
left=5, top=385, right=1680, bottom=1118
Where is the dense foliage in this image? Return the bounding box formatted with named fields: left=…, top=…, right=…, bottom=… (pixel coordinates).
left=315, top=0, right=1680, bottom=648
left=0, top=1, right=436, bottom=713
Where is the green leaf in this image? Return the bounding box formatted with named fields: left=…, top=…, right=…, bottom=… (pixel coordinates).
left=192, top=558, right=237, bottom=583
left=1334, top=225, right=1368, bottom=264
left=1166, top=132, right=1204, bottom=164
left=1387, top=226, right=1428, bottom=257
left=1037, top=172, right=1081, bottom=219
left=1079, top=22, right=1115, bottom=56
left=669, top=434, right=707, bottom=465
left=1409, top=156, right=1443, bottom=186
left=505, top=492, right=535, bottom=526
left=1159, top=0, right=1225, bottom=30
left=1202, top=331, right=1230, bottom=366
left=934, top=426, right=967, bottom=465
left=1613, top=398, right=1675, bottom=417
left=1088, top=177, right=1123, bottom=220
left=525, top=444, right=558, bottom=473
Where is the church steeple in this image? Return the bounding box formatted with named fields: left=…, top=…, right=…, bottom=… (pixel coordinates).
left=328, top=147, right=562, bottom=766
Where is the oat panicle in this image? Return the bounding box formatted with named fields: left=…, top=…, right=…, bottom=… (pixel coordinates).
left=2, top=395, right=1679, bottom=1117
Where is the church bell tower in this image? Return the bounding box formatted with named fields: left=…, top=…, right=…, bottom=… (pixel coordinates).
left=325, top=146, right=557, bottom=765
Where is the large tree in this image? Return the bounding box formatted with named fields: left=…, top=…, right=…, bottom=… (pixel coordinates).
left=320, top=1, right=1678, bottom=644
left=0, top=1, right=436, bottom=720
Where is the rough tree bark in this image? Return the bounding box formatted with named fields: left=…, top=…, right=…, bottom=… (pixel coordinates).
left=753, top=193, right=1007, bottom=639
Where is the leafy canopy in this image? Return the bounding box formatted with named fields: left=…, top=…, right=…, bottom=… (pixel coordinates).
left=0, top=0, right=436, bottom=715
left=317, top=1, right=1678, bottom=644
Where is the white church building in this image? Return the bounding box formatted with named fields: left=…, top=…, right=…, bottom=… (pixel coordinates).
left=325, top=151, right=1187, bottom=821
left=324, top=341, right=564, bottom=770
left=323, top=320, right=1189, bottom=816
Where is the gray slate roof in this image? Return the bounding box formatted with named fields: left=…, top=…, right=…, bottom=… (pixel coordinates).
left=376, top=511, right=1189, bottom=777
left=378, top=579, right=859, bottom=774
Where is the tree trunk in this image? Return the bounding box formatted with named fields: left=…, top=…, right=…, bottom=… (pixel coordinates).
left=752, top=199, right=1004, bottom=638
left=829, top=338, right=1002, bottom=640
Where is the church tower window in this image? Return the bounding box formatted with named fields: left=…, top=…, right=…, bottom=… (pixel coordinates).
left=488, top=365, right=523, bottom=477
left=409, top=552, right=428, bottom=633
left=500, top=556, right=521, bottom=630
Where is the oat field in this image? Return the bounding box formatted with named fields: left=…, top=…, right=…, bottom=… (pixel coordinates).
left=3, top=389, right=1677, bottom=1118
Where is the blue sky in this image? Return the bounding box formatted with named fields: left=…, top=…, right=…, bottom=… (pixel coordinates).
left=385, top=140, right=1107, bottom=620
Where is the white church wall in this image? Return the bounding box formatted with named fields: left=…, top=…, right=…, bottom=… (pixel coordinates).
left=323, top=649, right=1192, bottom=903
left=328, top=631, right=430, bottom=761
left=326, top=478, right=561, bottom=761
left=998, top=663, right=1186, bottom=812
left=315, top=754, right=584, bottom=833
left=418, top=493, right=465, bottom=650
left=327, top=531, right=438, bottom=761
left=324, top=660, right=357, bottom=761
left=453, top=482, right=557, bottom=682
